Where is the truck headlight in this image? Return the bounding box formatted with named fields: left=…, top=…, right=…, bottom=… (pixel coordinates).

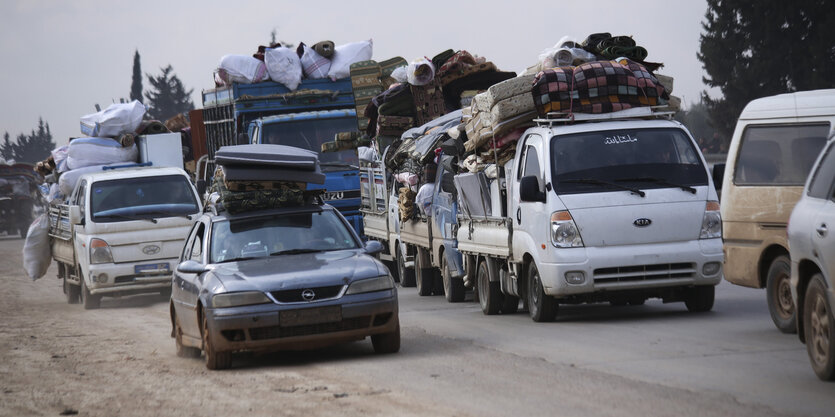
left=345, top=275, right=394, bottom=295
left=551, top=211, right=584, bottom=248
left=699, top=201, right=722, bottom=239
left=90, top=238, right=113, bottom=264
left=212, top=291, right=272, bottom=308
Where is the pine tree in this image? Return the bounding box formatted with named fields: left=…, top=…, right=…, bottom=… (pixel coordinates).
left=698, top=0, right=835, bottom=140
left=8, top=119, right=56, bottom=163
left=144, top=65, right=194, bottom=121
left=1, top=132, right=14, bottom=161
left=130, top=50, right=143, bottom=103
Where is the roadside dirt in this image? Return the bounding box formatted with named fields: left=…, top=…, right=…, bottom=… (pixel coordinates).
left=0, top=237, right=450, bottom=417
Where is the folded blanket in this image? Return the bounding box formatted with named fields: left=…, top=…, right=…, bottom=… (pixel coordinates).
left=482, top=75, right=536, bottom=109
left=490, top=93, right=535, bottom=123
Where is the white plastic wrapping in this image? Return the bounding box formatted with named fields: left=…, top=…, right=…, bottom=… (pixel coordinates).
left=22, top=215, right=51, bottom=281
left=58, top=164, right=107, bottom=196
left=327, top=39, right=373, bottom=81
left=407, top=58, right=435, bottom=86
left=66, top=137, right=138, bottom=170
left=264, top=47, right=303, bottom=90
left=538, top=36, right=597, bottom=69
left=218, top=54, right=269, bottom=84
left=79, top=100, right=146, bottom=137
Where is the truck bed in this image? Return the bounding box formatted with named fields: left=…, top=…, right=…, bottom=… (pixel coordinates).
left=400, top=217, right=431, bottom=249
left=361, top=210, right=388, bottom=241
left=456, top=216, right=511, bottom=258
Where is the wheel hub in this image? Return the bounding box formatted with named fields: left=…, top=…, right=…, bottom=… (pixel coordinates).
left=776, top=275, right=794, bottom=319
left=810, top=294, right=831, bottom=366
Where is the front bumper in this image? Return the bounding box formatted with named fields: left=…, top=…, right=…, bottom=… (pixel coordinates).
left=86, top=258, right=176, bottom=296
left=205, top=289, right=399, bottom=353
left=537, top=239, right=724, bottom=297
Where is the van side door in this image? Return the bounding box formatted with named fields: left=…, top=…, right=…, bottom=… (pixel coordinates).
left=510, top=133, right=547, bottom=262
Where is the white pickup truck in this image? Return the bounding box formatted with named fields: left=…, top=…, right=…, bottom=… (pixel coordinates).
left=49, top=166, right=202, bottom=309
left=455, top=108, right=724, bottom=321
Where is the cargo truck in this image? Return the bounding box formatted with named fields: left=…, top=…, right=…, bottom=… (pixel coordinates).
left=198, top=78, right=363, bottom=235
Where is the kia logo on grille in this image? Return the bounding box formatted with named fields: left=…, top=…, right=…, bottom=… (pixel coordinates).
left=301, top=289, right=316, bottom=301
left=633, top=218, right=652, bottom=227
left=142, top=245, right=161, bottom=255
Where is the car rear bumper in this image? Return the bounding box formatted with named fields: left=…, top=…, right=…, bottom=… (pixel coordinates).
left=205, top=289, right=399, bottom=352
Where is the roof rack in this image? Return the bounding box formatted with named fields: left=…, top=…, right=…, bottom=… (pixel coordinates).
left=534, top=106, right=675, bottom=127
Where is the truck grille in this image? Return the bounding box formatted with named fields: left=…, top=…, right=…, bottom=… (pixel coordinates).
left=593, top=263, right=695, bottom=284
left=270, top=285, right=344, bottom=303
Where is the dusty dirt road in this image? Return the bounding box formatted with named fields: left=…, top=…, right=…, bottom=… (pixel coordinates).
left=0, top=236, right=826, bottom=417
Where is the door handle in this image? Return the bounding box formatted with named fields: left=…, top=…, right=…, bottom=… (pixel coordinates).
left=816, top=224, right=828, bottom=237
left=516, top=207, right=522, bottom=225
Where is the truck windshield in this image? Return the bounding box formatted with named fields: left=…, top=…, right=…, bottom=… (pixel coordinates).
left=550, top=128, right=707, bottom=195
left=260, top=118, right=359, bottom=172
left=210, top=209, right=360, bottom=263
left=90, top=175, right=199, bottom=223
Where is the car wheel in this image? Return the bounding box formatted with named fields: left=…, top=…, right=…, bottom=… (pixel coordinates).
left=685, top=285, right=715, bottom=312
left=397, top=246, right=415, bottom=288
left=804, top=274, right=835, bottom=381
left=80, top=276, right=101, bottom=310
left=442, top=256, right=465, bottom=302
left=527, top=263, right=557, bottom=322
left=371, top=323, right=401, bottom=354
left=174, top=313, right=201, bottom=358
left=64, top=276, right=80, bottom=304
left=202, top=310, right=232, bottom=370
left=415, top=248, right=433, bottom=297
left=767, top=255, right=797, bottom=333
left=477, top=259, right=502, bottom=315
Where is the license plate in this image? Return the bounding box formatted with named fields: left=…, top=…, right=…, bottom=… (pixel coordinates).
left=280, top=306, right=342, bottom=327
left=134, top=263, right=170, bottom=274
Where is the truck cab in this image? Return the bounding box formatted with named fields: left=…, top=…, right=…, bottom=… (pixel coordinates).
left=50, top=166, right=202, bottom=309
left=247, top=109, right=362, bottom=233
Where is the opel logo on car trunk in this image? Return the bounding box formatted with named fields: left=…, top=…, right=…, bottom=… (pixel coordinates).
left=142, top=245, right=160, bottom=255
left=633, top=218, right=652, bottom=227
left=301, top=289, right=316, bottom=301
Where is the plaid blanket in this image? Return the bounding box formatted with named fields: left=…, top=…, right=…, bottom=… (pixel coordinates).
left=532, top=59, right=668, bottom=115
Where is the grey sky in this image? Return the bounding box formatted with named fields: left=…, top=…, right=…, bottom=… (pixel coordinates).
left=0, top=0, right=715, bottom=147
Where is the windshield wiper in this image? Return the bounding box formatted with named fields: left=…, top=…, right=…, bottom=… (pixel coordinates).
left=270, top=248, right=323, bottom=256
left=95, top=213, right=158, bottom=223
left=559, top=178, right=646, bottom=197
left=216, top=256, right=258, bottom=264
left=141, top=210, right=194, bottom=220
left=615, top=177, right=697, bottom=194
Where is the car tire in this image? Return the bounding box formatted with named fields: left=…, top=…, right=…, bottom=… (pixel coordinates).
left=397, top=246, right=415, bottom=288
left=174, top=313, right=201, bottom=359
left=767, top=255, right=797, bottom=333
left=80, top=276, right=101, bottom=310
left=527, top=263, right=557, bottom=322
left=202, top=310, right=232, bottom=370
left=385, top=259, right=400, bottom=283
left=501, top=295, right=519, bottom=314
left=477, top=259, right=502, bottom=315
left=442, top=256, right=465, bottom=303
left=685, top=285, right=715, bottom=312
left=804, top=274, right=835, bottom=381
left=64, top=276, right=80, bottom=304
left=415, top=248, right=433, bottom=297
left=371, top=323, right=401, bottom=354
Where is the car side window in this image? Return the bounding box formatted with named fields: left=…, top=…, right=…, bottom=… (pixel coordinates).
left=190, top=223, right=206, bottom=262
left=808, top=142, right=835, bottom=200
left=181, top=223, right=200, bottom=261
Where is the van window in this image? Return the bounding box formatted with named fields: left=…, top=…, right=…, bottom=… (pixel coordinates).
left=733, top=124, right=829, bottom=186
left=808, top=142, right=835, bottom=199
left=551, top=127, right=706, bottom=195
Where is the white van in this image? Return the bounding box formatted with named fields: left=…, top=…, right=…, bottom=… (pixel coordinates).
left=718, top=89, right=835, bottom=333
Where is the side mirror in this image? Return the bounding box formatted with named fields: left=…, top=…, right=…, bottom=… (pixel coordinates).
left=69, top=205, right=83, bottom=225
left=177, top=260, right=207, bottom=274
left=519, top=176, right=545, bottom=203
left=195, top=179, right=207, bottom=197
left=364, top=240, right=384, bottom=256
left=712, top=163, right=726, bottom=191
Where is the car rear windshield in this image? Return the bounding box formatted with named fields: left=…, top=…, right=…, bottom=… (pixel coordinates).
left=90, top=175, right=199, bottom=223
left=260, top=117, right=359, bottom=172
left=210, top=210, right=360, bottom=263
left=550, top=127, right=707, bottom=195
left=733, top=123, right=829, bottom=186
